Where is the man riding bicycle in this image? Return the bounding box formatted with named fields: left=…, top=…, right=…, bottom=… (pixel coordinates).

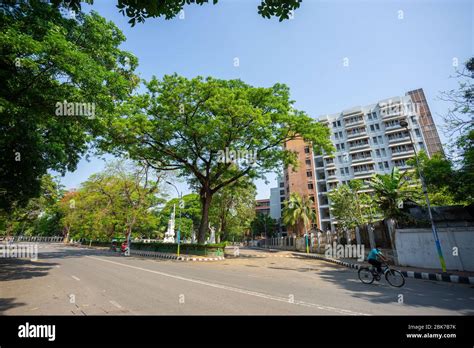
left=367, top=247, right=387, bottom=278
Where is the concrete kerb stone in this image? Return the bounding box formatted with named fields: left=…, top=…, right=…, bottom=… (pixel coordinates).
left=130, top=249, right=224, bottom=262
left=292, top=251, right=474, bottom=285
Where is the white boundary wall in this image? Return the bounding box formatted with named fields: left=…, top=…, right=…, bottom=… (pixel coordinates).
left=395, top=226, right=474, bottom=271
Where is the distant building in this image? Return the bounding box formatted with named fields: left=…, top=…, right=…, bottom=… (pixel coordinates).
left=280, top=88, right=444, bottom=234
left=255, top=199, right=270, bottom=216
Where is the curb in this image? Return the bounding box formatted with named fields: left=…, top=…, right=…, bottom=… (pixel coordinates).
left=130, top=249, right=225, bottom=262
left=292, top=252, right=474, bottom=285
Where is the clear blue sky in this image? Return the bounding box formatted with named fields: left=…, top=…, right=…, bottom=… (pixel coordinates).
left=58, top=0, right=473, bottom=199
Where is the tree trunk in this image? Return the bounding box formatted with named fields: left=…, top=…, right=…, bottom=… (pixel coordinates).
left=367, top=224, right=376, bottom=249
left=385, top=218, right=398, bottom=265
left=355, top=226, right=361, bottom=245
left=198, top=188, right=212, bottom=244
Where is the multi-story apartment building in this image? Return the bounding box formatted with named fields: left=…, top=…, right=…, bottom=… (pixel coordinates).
left=277, top=88, right=443, bottom=234
left=282, top=137, right=319, bottom=235
left=255, top=199, right=271, bottom=216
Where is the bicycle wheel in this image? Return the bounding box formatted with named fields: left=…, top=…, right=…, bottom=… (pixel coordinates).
left=385, top=269, right=405, bottom=287
left=358, top=267, right=375, bottom=284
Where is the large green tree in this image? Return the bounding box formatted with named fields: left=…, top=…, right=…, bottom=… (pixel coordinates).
left=102, top=74, right=332, bottom=243
left=0, top=174, right=64, bottom=237
left=437, top=57, right=474, bottom=204
left=59, top=161, right=164, bottom=241
left=0, top=1, right=138, bottom=212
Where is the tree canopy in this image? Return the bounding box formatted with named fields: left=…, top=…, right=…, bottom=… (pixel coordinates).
left=0, top=1, right=139, bottom=212
left=28, top=0, right=303, bottom=26
left=102, top=74, right=332, bottom=243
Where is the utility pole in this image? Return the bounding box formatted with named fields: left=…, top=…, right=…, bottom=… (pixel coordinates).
left=399, top=119, right=447, bottom=272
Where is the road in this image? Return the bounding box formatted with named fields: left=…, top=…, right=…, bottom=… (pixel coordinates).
left=1, top=244, right=473, bottom=315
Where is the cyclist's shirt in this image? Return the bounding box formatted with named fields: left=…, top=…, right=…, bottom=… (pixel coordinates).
left=367, top=248, right=382, bottom=260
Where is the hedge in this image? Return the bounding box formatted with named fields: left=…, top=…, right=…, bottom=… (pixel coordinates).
left=131, top=242, right=227, bottom=256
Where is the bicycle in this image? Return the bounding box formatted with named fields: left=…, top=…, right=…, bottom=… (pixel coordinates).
left=358, top=261, right=405, bottom=287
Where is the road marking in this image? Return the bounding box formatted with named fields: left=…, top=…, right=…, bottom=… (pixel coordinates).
left=86, top=256, right=368, bottom=316
left=71, top=275, right=80, bottom=281
left=109, top=300, right=123, bottom=309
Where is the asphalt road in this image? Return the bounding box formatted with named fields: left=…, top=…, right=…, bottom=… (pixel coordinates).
left=1, top=244, right=473, bottom=315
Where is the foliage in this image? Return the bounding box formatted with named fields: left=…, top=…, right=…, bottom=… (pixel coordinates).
left=438, top=57, right=474, bottom=204
left=209, top=178, right=256, bottom=242
left=59, top=161, right=164, bottom=241
left=22, top=0, right=303, bottom=26
left=369, top=167, right=419, bottom=220
left=328, top=180, right=378, bottom=231
left=101, top=74, right=332, bottom=243
left=0, top=1, right=139, bottom=212
left=131, top=241, right=226, bottom=256
left=157, top=193, right=202, bottom=240
left=0, top=175, right=64, bottom=236
left=250, top=213, right=276, bottom=238
left=282, top=192, right=316, bottom=235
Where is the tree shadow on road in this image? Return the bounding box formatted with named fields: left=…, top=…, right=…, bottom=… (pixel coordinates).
left=0, top=298, right=26, bottom=314
left=312, top=261, right=474, bottom=315
left=0, top=258, right=58, bottom=282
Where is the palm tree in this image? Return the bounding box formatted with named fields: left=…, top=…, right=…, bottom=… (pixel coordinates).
left=282, top=192, right=316, bottom=237
left=369, top=167, right=418, bottom=263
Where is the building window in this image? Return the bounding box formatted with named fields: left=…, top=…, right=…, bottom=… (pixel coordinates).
left=280, top=197, right=285, bottom=202
left=339, top=131, right=344, bottom=138
left=335, top=132, right=339, bottom=139
left=308, top=183, right=314, bottom=190
left=336, top=144, right=340, bottom=151
left=375, top=123, right=380, bottom=130
left=333, top=121, right=337, bottom=128
left=378, top=162, right=383, bottom=170
left=306, top=171, right=313, bottom=177
left=306, top=159, right=311, bottom=165
left=378, top=135, right=383, bottom=144
left=304, top=146, right=310, bottom=154
left=337, top=120, right=341, bottom=127
left=373, top=136, right=378, bottom=144
left=370, top=125, right=375, bottom=132
left=376, top=149, right=380, bottom=157
left=372, top=112, right=377, bottom=119
left=280, top=190, right=285, bottom=195
left=419, top=142, right=425, bottom=150
left=384, top=161, right=389, bottom=168
left=367, top=113, right=372, bottom=120
left=341, top=143, right=345, bottom=150
left=381, top=148, right=386, bottom=156
left=415, top=128, right=421, bottom=137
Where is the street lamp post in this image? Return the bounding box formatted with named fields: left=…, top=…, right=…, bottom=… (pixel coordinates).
left=166, top=181, right=183, bottom=257
left=399, top=120, right=447, bottom=272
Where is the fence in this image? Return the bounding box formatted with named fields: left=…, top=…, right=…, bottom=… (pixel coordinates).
left=10, top=236, right=64, bottom=243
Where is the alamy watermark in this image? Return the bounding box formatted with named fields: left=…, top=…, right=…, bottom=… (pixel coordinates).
left=217, top=147, right=257, bottom=166
left=55, top=100, right=95, bottom=119
left=0, top=243, right=38, bottom=261
left=325, top=242, right=365, bottom=262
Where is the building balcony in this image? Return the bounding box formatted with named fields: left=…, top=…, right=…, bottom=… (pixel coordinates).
left=351, top=156, right=373, bottom=164
left=347, top=131, right=367, bottom=139
left=388, top=135, right=411, bottom=144
left=344, top=119, right=365, bottom=128
left=351, top=159, right=374, bottom=167
left=353, top=168, right=375, bottom=176
left=348, top=143, right=370, bottom=152
left=391, top=150, right=415, bottom=160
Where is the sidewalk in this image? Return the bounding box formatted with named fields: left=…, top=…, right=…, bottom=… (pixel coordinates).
left=251, top=246, right=474, bottom=285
